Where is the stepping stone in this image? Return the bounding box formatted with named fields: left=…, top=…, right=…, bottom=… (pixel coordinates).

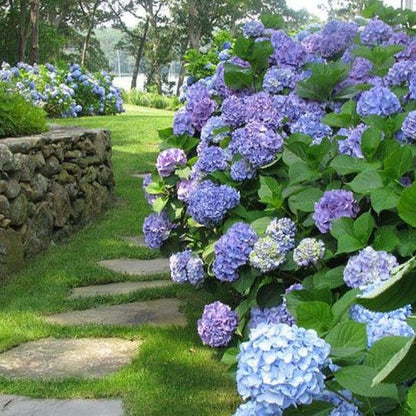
left=0, top=338, right=139, bottom=380
left=69, top=280, right=174, bottom=299
left=0, top=395, right=123, bottom=415
left=122, top=235, right=145, bottom=247
left=45, top=298, right=186, bottom=327
left=98, top=258, right=169, bottom=276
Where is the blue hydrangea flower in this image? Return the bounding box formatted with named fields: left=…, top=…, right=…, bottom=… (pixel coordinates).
left=234, top=400, right=282, bottom=416
left=361, top=19, right=393, bottom=46
left=142, top=174, right=157, bottom=205
left=273, top=93, right=324, bottom=123
left=169, top=249, right=204, bottom=286
left=176, top=179, right=198, bottom=202
left=231, top=122, right=284, bottom=168
left=187, top=180, right=240, bottom=227
left=291, top=113, right=333, bottom=144
left=313, top=190, right=359, bottom=233
left=194, top=146, right=228, bottom=174
left=197, top=301, right=238, bottom=347
left=221, top=95, right=247, bottom=127
left=213, top=222, right=258, bottom=282
left=384, top=60, right=416, bottom=86
left=266, top=217, right=297, bottom=252
left=318, top=390, right=362, bottom=416
left=401, top=110, right=416, bottom=141
left=142, top=212, right=174, bottom=249
left=200, top=116, right=229, bottom=143
left=356, top=86, right=401, bottom=117
left=293, top=238, right=325, bottom=266
left=343, top=246, right=398, bottom=289
left=230, top=159, right=257, bottom=182
left=245, top=92, right=280, bottom=128
left=271, top=30, right=308, bottom=67
left=243, top=20, right=265, bottom=37
left=337, top=125, right=366, bottom=159
left=237, top=323, right=331, bottom=412
left=156, top=148, right=187, bottom=177
left=263, top=66, right=297, bottom=94
left=185, top=81, right=217, bottom=130
left=249, top=236, right=286, bottom=272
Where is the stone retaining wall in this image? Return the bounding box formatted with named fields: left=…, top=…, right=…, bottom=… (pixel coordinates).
left=0, top=126, right=114, bottom=278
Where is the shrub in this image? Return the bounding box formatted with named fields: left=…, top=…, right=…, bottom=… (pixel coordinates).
left=126, top=90, right=180, bottom=110
left=142, top=1, right=416, bottom=414
left=0, top=84, right=47, bottom=138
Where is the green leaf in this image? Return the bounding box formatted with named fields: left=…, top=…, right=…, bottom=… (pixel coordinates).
left=373, top=226, right=399, bottom=252
left=348, top=170, right=383, bottom=194
left=296, top=301, right=333, bottom=335
left=365, top=336, right=410, bottom=371
left=372, top=335, right=416, bottom=385
left=152, top=196, right=169, bottom=213
left=333, top=83, right=372, bottom=100
left=252, top=41, right=274, bottom=70
left=233, top=37, right=254, bottom=60
left=232, top=268, right=260, bottom=295
left=224, top=63, right=253, bottom=90
left=370, top=187, right=400, bottom=214
left=288, top=188, right=323, bottom=213
left=322, top=113, right=352, bottom=128
left=288, top=161, right=321, bottom=185
left=398, top=182, right=416, bottom=227
left=260, top=13, right=284, bottom=29
left=361, top=127, right=383, bottom=160
left=397, top=229, right=416, bottom=257
left=330, top=155, right=381, bottom=175
left=284, top=401, right=334, bottom=416
left=221, top=347, right=239, bottom=366
left=250, top=217, right=273, bottom=234
left=326, top=321, right=367, bottom=360
left=330, top=218, right=364, bottom=254
left=313, top=266, right=345, bottom=290
left=407, top=383, right=416, bottom=413
left=256, top=282, right=285, bottom=308
left=335, top=365, right=399, bottom=401
left=258, top=176, right=282, bottom=208
left=354, top=211, right=375, bottom=245
left=383, top=146, right=413, bottom=180
left=331, top=289, right=360, bottom=326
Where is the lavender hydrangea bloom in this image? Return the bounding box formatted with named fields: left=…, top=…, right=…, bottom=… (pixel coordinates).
left=243, top=20, right=265, bottom=37
left=357, top=86, right=401, bottom=117
left=231, top=122, right=284, bottom=168
left=173, top=108, right=195, bottom=136
left=245, top=92, right=280, bottom=128
left=266, top=217, right=297, bottom=252
left=230, top=159, right=256, bottom=182
left=237, top=323, right=331, bottom=412
left=142, top=212, right=173, bottom=249
left=291, top=113, right=332, bottom=144
left=213, top=222, right=258, bottom=282
left=197, top=301, right=238, bottom=347
left=343, top=247, right=398, bottom=289
left=401, top=110, right=416, bottom=141
left=273, top=93, right=324, bottom=123
left=361, top=19, right=393, bottom=46
left=187, top=180, right=240, bottom=227
left=263, top=66, right=297, bottom=94
left=319, top=390, right=362, bottom=416
left=177, top=179, right=198, bottom=202
left=194, top=146, right=228, bottom=174
left=156, top=148, right=187, bottom=177
left=249, top=236, right=286, bottom=272
left=293, top=238, right=325, bottom=266
left=142, top=174, right=157, bottom=205
left=200, top=116, right=229, bottom=143
left=348, top=58, right=373, bottom=82
left=271, top=30, right=308, bottom=67
left=211, top=62, right=232, bottom=98
left=337, top=124, right=366, bottom=159
left=169, top=249, right=204, bottom=286
left=221, top=95, right=247, bottom=127
left=233, top=401, right=281, bottom=416
left=313, top=190, right=359, bottom=233
left=384, top=60, right=416, bottom=86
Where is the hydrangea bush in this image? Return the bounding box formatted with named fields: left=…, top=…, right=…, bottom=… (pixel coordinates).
left=143, top=1, right=416, bottom=414
left=0, top=62, right=124, bottom=118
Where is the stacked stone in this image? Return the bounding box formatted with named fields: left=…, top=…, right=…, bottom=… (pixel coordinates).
left=0, top=126, right=114, bottom=277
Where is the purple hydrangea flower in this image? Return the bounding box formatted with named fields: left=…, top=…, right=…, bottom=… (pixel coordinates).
left=343, top=246, right=398, bottom=289
left=221, top=95, right=247, bottom=127
left=273, top=93, right=324, bottom=123
left=291, top=112, right=333, bottom=144
left=142, top=212, right=174, bottom=249
left=263, top=66, right=297, bottom=94
left=361, top=19, right=393, bottom=46
left=142, top=173, right=158, bottom=205
left=348, top=58, right=373, bottom=82
left=230, top=159, right=256, bottom=182
left=271, top=30, right=308, bottom=67
left=243, top=20, right=265, bottom=38
left=200, top=116, right=229, bottom=143
left=384, top=60, right=416, bottom=86
left=213, top=222, right=258, bottom=282
left=173, top=108, right=195, bottom=136
left=401, top=110, right=416, bottom=141
left=249, top=236, right=286, bottom=272
left=156, top=148, right=187, bottom=177
left=211, top=62, right=232, bottom=98
left=187, top=180, right=240, bottom=227
left=197, top=301, right=238, bottom=347
left=194, top=146, right=228, bottom=174
left=237, top=323, right=331, bottom=412
left=337, top=124, right=367, bottom=159
left=293, top=238, right=325, bottom=266
left=245, top=92, right=280, bottom=128
left=313, top=190, right=359, bottom=233
left=177, top=179, right=198, bottom=202
left=231, top=122, right=284, bottom=168
left=401, top=176, right=412, bottom=187
left=169, top=249, right=204, bottom=286
left=266, top=217, right=297, bottom=252
left=357, top=86, right=401, bottom=117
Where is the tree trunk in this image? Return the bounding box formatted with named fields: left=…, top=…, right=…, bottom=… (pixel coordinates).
left=29, top=0, right=39, bottom=64
left=130, top=17, right=149, bottom=90
left=18, top=0, right=28, bottom=61
left=155, top=67, right=162, bottom=94
left=80, top=0, right=101, bottom=66
left=176, top=62, right=185, bottom=96
left=188, top=0, right=201, bottom=49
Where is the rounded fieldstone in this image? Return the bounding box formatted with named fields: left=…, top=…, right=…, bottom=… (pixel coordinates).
left=0, top=195, right=10, bottom=215
left=5, top=179, right=21, bottom=199
left=9, top=194, right=28, bottom=226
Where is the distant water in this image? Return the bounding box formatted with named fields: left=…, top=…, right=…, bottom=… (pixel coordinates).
left=113, top=75, right=145, bottom=92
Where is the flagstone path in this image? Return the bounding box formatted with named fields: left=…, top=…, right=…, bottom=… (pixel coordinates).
left=98, top=258, right=169, bottom=276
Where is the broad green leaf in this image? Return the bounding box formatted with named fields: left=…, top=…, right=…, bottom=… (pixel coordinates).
left=370, top=187, right=400, bottom=214
left=353, top=211, right=375, bottom=245
left=322, top=113, right=352, bottom=128
left=361, top=127, right=383, bottom=160
left=330, top=154, right=381, bottom=175
left=331, top=218, right=364, bottom=254
left=221, top=347, right=239, bottom=366
left=397, top=229, right=416, bottom=257
left=373, top=226, right=399, bottom=252
left=224, top=63, right=253, bottom=90
left=284, top=401, right=334, bottom=415
left=288, top=161, right=321, bottom=185
left=383, top=146, right=413, bottom=180
left=335, top=365, right=399, bottom=401
left=152, top=196, right=169, bottom=213
left=331, top=289, right=360, bottom=326
left=260, top=13, right=284, bottom=29
left=233, top=37, right=254, bottom=59
left=256, top=281, right=285, bottom=308
left=296, top=301, right=333, bottom=335
left=333, top=83, right=372, bottom=100
left=407, top=383, right=416, bottom=413
left=365, top=336, right=410, bottom=371
left=285, top=289, right=332, bottom=318
left=313, top=266, right=345, bottom=290
left=348, top=170, right=383, bottom=194
left=398, top=182, right=416, bottom=227
left=250, top=217, right=273, bottom=234
left=232, top=268, right=260, bottom=294
left=288, top=188, right=323, bottom=213
left=258, top=176, right=282, bottom=208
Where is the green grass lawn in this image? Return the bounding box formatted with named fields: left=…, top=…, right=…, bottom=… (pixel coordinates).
left=0, top=105, right=239, bottom=415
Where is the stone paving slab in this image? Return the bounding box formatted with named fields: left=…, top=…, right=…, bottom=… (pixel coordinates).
left=98, top=258, right=169, bottom=276
left=122, top=235, right=145, bottom=247
left=45, top=298, right=186, bottom=327
left=0, top=395, right=123, bottom=415
left=131, top=172, right=148, bottom=179
left=0, top=338, right=139, bottom=380
left=69, top=280, right=174, bottom=299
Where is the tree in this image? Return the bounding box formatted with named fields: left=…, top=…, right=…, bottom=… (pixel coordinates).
left=319, top=0, right=367, bottom=19
left=29, top=0, right=40, bottom=63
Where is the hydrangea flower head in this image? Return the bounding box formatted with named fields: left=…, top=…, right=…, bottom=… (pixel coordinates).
left=237, top=323, right=331, bottom=411
left=142, top=212, right=174, bottom=249
left=230, top=159, right=256, bottom=182
left=243, top=20, right=265, bottom=38
left=263, top=66, right=297, bottom=94
left=245, top=92, right=280, bottom=128
left=176, top=179, right=198, bottom=202
left=337, top=124, right=366, bottom=158
left=319, top=390, right=362, bottom=416
left=266, top=217, right=297, bottom=252
left=156, top=148, right=187, bottom=177
left=271, top=30, right=308, bottom=67
left=361, top=18, right=393, bottom=46
left=356, top=86, right=401, bottom=117
left=221, top=95, right=247, bottom=127
left=169, top=249, right=204, bottom=286
left=313, top=190, right=359, bottom=233
left=200, top=116, right=229, bottom=143
left=291, top=112, right=332, bottom=144
left=187, top=180, right=240, bottom=227
left=293, top=238, right=325, bottom=266
left=173, top=107, right=195, bottom=136
left=401, top=110, right=416, bottom=141
left=142, top=173, right=157, bottom=205
left=194, top=146, right=228, bottom=174
left=249, top=236, right=286, bottom=272
left=384, top=60, right=416, bottom=86
left=197, top=301, right=238, bottom=347
left=213, top=222, right=258, bottom=282
left=343, top=246, right=398, bottom=289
